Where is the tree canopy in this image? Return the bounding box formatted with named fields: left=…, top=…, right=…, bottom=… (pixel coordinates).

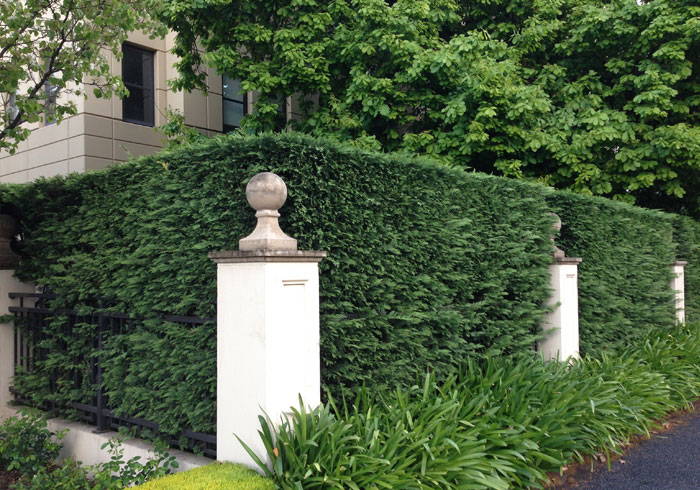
left=0, top=0, right=164, bottom=154
left=161, top=0, right=700, bottom=216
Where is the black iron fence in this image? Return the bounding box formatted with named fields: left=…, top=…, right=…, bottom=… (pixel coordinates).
left=8, top=291, right=217, bottom=458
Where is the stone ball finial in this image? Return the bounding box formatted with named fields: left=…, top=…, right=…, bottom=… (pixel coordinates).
left=246, top=172, right=288, bottom=214
left=548, top=212, right=565, bottom=260
left=239, top=172, right=297, bottom=251
left=549, top=212, right=562, bottom=233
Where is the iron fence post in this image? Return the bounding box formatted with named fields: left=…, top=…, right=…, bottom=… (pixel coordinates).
left=94, top=308, right=108, bottom=433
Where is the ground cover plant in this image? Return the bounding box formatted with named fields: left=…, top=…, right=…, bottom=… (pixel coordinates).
left=134, top=463, right=275, bottom=490
left=242, top=322, right=700, bottom=489
left=0, top=132, right=691, bottom=439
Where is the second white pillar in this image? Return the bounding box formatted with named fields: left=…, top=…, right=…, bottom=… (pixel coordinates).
left=539, top=257, right=582, bottom=361
left=671, top=260, right=687, bottom=324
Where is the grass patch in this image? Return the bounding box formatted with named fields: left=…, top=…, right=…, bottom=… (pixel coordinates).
left=134, top=462, right=274, bottom=490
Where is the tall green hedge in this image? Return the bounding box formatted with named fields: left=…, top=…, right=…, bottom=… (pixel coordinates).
left=674, top=216, right=700, bottom=321
left=547, top=192, right=676, bottom=354
left=3, top=133, right=555, bottom=435
left=0, top=132, right=692, bottom=437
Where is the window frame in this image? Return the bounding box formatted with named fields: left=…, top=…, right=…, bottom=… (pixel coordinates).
left=121, top=43, right=155, bottom=127
left=222, top=75, right=247, bottom=133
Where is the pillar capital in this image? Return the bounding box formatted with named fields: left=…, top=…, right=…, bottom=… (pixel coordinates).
left=555, top=256, right=582, bottom=265
left=209, top=250, right=326, bottom=264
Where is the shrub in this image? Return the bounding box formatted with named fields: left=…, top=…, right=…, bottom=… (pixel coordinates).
left=3, top=133, right=556, bottom=434
left=11, top=438, right=179, bottom=489
left=90, top=439, right=179, bottom=489
left=243, top=322, right=700, bottom=489
left=12, top=459, right=92, bottom=490
left=0, top=411, right=63, bottom=476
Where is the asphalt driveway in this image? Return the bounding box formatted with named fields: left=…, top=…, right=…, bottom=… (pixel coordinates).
left=580, top=408, right=700, bottom=490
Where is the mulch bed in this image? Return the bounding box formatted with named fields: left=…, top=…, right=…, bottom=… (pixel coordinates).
left=0, top=469, right=21, bottom=490
left=545, top=398, right=700, bottom=489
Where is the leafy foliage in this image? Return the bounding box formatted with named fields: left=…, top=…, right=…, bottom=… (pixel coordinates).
left=244, top=323, right=700, bottom=489
left=0, top=0, right=165, bottom=153
left=160, top=0, right=700, bottom=217
left=91, top=439, right=179, bottom=489
left=0, top=410, right=63, bottom=477
left=0, top=133, right=688, bottom=438
left=12, top=459, right=91, bottom=490
left=155, top=108, right=208, bottom=150
left=0, top=413, right=178, bottom=490
left=11, top=438, right=178, bottom=490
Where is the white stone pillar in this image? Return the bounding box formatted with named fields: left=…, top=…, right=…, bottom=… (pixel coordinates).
left=209, top=172, right=325, bottom=467
left=539, top=257, right=583, bottom=361
left=0, top=215, right=34, bottom=419
left=539, top=214, right=582, bottom=361
left=671, top=261, right=687, bottom=324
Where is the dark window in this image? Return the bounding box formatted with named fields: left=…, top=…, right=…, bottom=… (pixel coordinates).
left=122, top=44, right=154, bottom=126
left=222, top=76, right=246, bottom=132
left=272, top=95, right=287, bottom=129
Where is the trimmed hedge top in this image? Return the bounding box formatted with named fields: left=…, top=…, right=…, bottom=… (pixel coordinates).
left=1, top=132, right=692, bottom=437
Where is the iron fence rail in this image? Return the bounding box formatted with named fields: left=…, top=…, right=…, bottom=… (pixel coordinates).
left=7, top=291, right=217, bottom=458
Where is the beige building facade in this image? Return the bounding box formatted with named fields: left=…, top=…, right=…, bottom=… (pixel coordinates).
left=0, top=32, right=232, bottom=184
